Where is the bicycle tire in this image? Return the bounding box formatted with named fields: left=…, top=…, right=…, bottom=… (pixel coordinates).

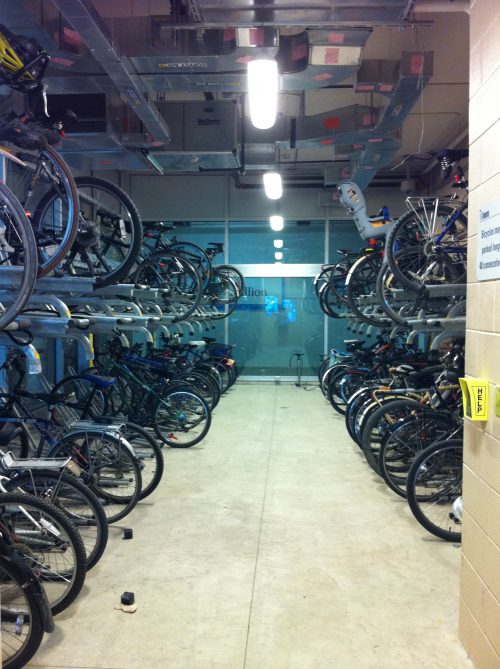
left=69, top=177, right=143, bottom=285
left=214, top=264, right=245, bottom=298
left=378, top=412, right=457, bottom=498
left=168, top=240, right=213, bottom=289
left=208, top=271, right=239, bottom=305
left=0, top=552, right=47, bottom=669
left=318, top=282, right=348, bottom=318
left=385, top=205, right=468, bottom=291
left=328, top=368, right=368, bottom=415
left=359, top=398, right=422, bottom=474
left=28, top=145, right=80, bottom=276
left=329, top=256, right=351, bottom=303
left=173, top=370, right=220, bottom=409
left=406, top=439, right=462, bottom=542
left=17, top=470, right=109, bottom=570
left=375, top=259, right=421, bottom=326
left=154, top=386, right=211, bottom=448
left=134, top=251, right=203, bottom=322
left=0, top=492, right=87, bottom=615
left=48, top=429, right=142, bottom=524
left=50, top=374, right=109, bottom=422
left=0, top=181, right=38, bottom=330
left=345, top=252, right=387, bottom=327
left=120, top=422, right=164, bottom=500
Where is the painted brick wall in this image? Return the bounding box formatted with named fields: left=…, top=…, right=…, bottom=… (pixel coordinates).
left=460, top=1, right=500, bottom=667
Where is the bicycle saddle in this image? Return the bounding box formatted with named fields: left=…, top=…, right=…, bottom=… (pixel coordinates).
left=207, top=242, right=224, bottom=251
left=80, top=374, right=116, bottom=388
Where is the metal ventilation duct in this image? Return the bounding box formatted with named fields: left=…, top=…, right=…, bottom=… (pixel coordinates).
left=49, top=0, right=172, bottom=146
left=166, top=0, right=422, bottom=26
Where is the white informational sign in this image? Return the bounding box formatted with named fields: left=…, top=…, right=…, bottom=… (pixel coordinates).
left=478, top=199, right=500, bottom=281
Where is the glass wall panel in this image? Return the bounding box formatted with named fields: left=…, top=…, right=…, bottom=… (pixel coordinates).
left=142, top=222, right=225, bottom=258
left=328, top=220, right=362, bottom=262
left=229, top=221, right=324, bottom=264
left=228, top=276, right=323, bottom=377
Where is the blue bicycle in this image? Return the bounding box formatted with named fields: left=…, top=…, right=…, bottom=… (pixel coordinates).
left=385, top=150, right=468, bottom=291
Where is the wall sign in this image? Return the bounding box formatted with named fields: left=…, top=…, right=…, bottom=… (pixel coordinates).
left=478, top=199, right=500, bottom=280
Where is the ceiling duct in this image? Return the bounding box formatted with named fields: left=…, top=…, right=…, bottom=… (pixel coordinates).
left=166, top=0, right=424, bottom=27
left=406, top=1, right=470, bottom=15
left=349, top=51, right=434, bottom=187
left=152, top=101, right=239, bottom=171
left=49, top=0, right=172, bottom=146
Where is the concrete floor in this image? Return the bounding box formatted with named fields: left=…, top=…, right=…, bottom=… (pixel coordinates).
left=28, top=383, right=474, bottom=669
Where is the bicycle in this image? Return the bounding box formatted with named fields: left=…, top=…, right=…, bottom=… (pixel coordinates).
left=0, top=531, right=54, bottom=669
left=385, top=150, right=468, bottom=291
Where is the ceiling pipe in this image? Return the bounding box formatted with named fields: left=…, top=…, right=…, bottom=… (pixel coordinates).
left=411, top=1, right=470, bottom=14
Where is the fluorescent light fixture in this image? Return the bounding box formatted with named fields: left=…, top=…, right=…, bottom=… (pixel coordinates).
left=247, top=59, right=278, bottom=129
left=273, top=239, right=283, bottom=249
left=274, top=251, right=283, bottom=260
left=269, top=215, right=284, bottom=231
left=263, top=172, right=282, bottom=199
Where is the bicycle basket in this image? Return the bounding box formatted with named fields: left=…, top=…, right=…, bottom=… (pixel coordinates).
left=0, top=24, right=50, bottom=91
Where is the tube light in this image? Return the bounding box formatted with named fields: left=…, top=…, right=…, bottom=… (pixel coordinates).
left=269, top=215, right=284, bottom=231
left=274, top=251, right=283, bottom=260
left=263, top=172, right=282, bottom=200
left=273, top=239, right=283, bottom=249
left=247, top=59, right=278, bottom=130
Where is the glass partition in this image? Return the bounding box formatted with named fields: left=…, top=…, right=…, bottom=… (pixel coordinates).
left=229, top=276, right=323, bottom=377
left=229, top=220, right=324, bottom=264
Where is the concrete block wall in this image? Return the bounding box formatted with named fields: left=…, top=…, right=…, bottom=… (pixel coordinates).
left=460, top=1, right=500, bottom=667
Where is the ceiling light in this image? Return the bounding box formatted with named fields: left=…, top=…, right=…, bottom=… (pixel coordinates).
left=273, top=239, right=283, bottom=249
left=274, top=251, right=283, bottom=260
left=247, top=59, right=278, bottom=130
left=263, top=172, right=282, bottom=200
left=269, top=215, right=284, bottom=231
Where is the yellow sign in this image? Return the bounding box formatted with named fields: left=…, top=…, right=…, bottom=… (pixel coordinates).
left=459, top=378, right=489, bottom=421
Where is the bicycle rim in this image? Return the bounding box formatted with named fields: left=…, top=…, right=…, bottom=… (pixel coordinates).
left=0, top=181, right=38, bottom=329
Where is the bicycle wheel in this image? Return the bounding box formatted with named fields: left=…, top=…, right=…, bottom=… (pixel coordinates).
left=345, top=252, right=387, bottom=327
left=50, top=374, right=109, bottom=422
left=0, top=181, right=38, bottom=330
left=385, top=204, right=468, bottom=290
left=406, top=439, right=462, bottom=542
left=134, top=251, right=202, bottom=322
left=0, top=551, right=47, bottom=669
left=214, top=264, right=245, bottom=298
left=0, top=492, right=87, bottom=615
left=345, top=389, right=373, bottom=445
left=208, top=271, right=239, bottom=305
left=375, top=259, right=421, bottom=326
left=329, top=256, right=351, bottom=303
left=168, top=240, right=212, bottom=289
left=49, top=429, right=142, bottom=524
left=173, top=370, right=220, bottom=409
left=154, top=386, right=211, bottom=448
left=379, top=412, right=457, bottom=498
left=19, top=470, right=109, bottom=570
left=313, top=265, right=333, bottom=297
left=42, top=176, right=142, bottom=286
left=318, top=282, right=348, bottom=318
left=359, top=398, right=421, bottom=474
left=328, top=368, right=368, bottom=415
left=120, top=422, right=164, bottom=501
left=20, top=145, right=79, bottom=276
